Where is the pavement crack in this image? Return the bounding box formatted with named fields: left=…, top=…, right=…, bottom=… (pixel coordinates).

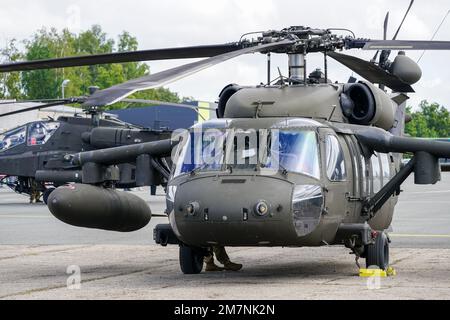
left=0, top=268, right=152, bottom=299
left=0, top=246, right=93, bottom=261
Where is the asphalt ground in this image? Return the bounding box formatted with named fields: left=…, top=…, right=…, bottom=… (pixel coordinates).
left=0, top=175, right=450, bottom=299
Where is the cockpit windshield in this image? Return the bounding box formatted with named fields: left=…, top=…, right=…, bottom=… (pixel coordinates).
left=27, top=122, right=60, bottom=146
left=174, top=129, right=227, bottom=177
left=265, top=130, right=320, bottom=179
left=173, top=127, right=320, bottom=180
left=0, top=126, right=26, bottom=152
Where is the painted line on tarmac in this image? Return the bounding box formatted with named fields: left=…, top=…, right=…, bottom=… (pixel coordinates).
left=390, top=233, right=450, bottom=238
left=408, top=190, right=450, bottom=194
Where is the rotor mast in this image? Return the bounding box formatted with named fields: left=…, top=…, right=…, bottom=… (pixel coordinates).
left=288, top=53, right=307, bottom=84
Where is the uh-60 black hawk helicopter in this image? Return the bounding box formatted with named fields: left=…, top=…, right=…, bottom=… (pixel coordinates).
left=0, top=89, right=213, bottom=203
left=2, top=1, right=450, bottom=274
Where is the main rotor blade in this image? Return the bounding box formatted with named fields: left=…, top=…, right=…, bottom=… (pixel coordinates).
left=0, top=101, right=72, bottom=118
left=328, top=52, right=414, bottom=92
left=83, top=40, right=294, bottom=107
left=362, top=40, right=450, bottom=50
left=121, top=98, right=216, bottom=111
left=384, top=11, right=390, bottom=40
left=0, top=44, right=242, bottom=73
left=372, top=12, right=390, bottom=62
left=392, top=0, right=415, bottom=40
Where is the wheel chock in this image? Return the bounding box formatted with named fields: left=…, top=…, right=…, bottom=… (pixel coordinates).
left=359, top=267, right=397, bottom=277
left=386, top=267, right=397, bottom=277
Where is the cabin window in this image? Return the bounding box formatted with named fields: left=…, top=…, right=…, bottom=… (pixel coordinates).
left=371, top=154, right=382, bottom=193
left=361, top=156, right=369, bottom=196
left=380, top=153, right=391, bottom=186
left=0, top=126, right=26, bottom=152
left=325, top=135, right=347, bottom=182
left=27, top=122, right=60, bottom=146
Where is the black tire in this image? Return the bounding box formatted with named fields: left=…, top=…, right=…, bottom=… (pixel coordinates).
left=366, top=232, right=390, bottom=270
left=43, top=187, right=56, bottom=205
left=150, top=185, right=157, bottom=196
left=179, top=246, right=204, bottom=275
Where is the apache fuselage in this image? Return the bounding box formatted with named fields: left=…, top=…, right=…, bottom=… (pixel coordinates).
left=0, top=116, right=171, bottom=194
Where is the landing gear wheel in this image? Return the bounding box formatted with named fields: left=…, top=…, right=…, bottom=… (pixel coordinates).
left=365, top=232, right=390, bottom=270
left=43, top=187, right=56, bottom=205
left=179, top=245, right=204, bottom=275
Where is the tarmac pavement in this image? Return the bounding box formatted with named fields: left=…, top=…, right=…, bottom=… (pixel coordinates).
left=1, top=175, right=450, bottom=300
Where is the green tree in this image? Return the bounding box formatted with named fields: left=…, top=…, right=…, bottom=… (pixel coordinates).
left=21, top=28, right=64, bottom=99
left=1, top=25, right=181, bottom=106
left=406, top=101, right=450, bottom=138
left=0, top=39, right=23, bottom=99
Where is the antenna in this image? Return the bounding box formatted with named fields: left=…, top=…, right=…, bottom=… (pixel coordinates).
left=277, top=67, right=286, bottom=86
left=392, top=0, right=415, bottom=40
left=417, top=9, right=450, bottom=63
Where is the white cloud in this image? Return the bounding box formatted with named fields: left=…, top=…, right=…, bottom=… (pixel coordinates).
left=0, top=0, right=449, bottom=108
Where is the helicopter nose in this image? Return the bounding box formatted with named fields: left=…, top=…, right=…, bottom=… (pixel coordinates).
left=172, top=175, right=301, bottom=246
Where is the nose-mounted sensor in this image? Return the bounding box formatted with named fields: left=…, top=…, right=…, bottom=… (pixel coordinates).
left=255, top=200, right=270, bottom=216
left=186, top=202, right=200, bottom=216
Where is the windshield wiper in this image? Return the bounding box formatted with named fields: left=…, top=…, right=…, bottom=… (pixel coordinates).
left=189, top=163, right=210, bottom=176
left=277, top=162, right=289, bottom=176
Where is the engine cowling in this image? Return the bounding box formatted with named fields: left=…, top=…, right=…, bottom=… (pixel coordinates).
left=340, top=81, right=396, bottom=130
left=217, top=84, right=243, bottom=118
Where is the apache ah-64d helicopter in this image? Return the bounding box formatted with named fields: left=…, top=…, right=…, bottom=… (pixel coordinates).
left=0, top=91, right=212, bottom=202
left=2, top=2, right=450, bottom=274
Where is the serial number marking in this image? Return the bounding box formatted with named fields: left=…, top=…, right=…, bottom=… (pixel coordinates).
left=218, top=304, right=276, bottom=316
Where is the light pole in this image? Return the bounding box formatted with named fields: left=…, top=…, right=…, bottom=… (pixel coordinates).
left=61, top=79, right=71, bottom=115
left=61, top=79, right=71, bottom=99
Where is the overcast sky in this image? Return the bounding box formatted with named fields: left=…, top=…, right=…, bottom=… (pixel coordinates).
left=1, top=0, right=449, bottom=109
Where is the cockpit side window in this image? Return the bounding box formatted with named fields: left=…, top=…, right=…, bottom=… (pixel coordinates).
left=0, top=126, right=26, bottom=152
left=325, top=135, right=347, bottom=182
left=27, top=122, right=60, bottom=146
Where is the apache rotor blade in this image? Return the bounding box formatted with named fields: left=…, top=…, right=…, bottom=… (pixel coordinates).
left=328, top=51, right=414, bottom=92
left=0, top=44, right=242, bottom=73
left=83, top=40, right=294, bottom=107
left=0, top=98, right=80, bottom=105
left=362, top=40, right=450, bottom=50
left=0, top=101, right=74, bottom=118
